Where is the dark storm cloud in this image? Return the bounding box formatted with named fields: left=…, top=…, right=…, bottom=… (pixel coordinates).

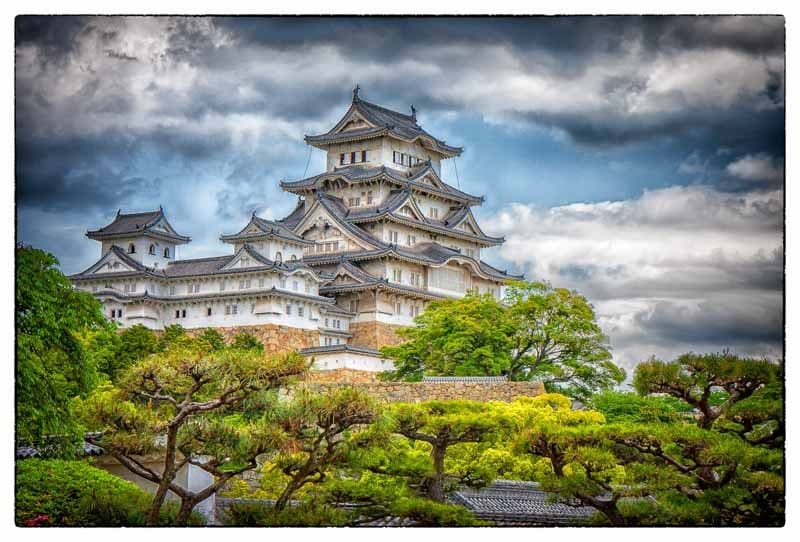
left=215, top=16, right=783, bottom=60
left=633, top=295, right=783, bottom=347
left=16, top=134, right=153, bottom=211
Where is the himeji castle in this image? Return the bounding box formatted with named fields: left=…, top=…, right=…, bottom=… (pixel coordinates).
left=70, top=87, right=522, bottom=371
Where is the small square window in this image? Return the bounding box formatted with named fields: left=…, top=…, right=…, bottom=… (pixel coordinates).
left=207, top=307, right=212, bottom=316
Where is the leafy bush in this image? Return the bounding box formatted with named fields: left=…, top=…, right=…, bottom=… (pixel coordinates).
left=230, top=331, right=264, bottom=353
left=15, top=459, right=201, bottom=526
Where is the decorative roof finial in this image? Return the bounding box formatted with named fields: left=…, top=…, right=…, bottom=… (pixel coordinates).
left=410, top=104, right=417, bottom=121
left=352, top=84, right=360, bottom=102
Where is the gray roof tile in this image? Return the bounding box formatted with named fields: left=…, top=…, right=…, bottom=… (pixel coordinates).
left=452, top=480, right=596, bottom=525
left=305, top=95, right=463, bottom=157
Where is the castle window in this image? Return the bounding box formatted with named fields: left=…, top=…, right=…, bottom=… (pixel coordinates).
left=336, top=338, right=340, bottom=345
left=350, top=300, right=359, bottom=313
left=465, top=248, right=475, bottom=258
left=290, top=254, right=297, bottom=261
left=361, top=150, right=367, bottom=162
left=407, top=234, right=416, bottom=246
left=392, top=268, right=402, bottom=282
left=393, top=151, right=399, bottom=163
left=389, top=231, right=399, bottom=244
left=292, top=280, right=299, bottom=291
left=118, top=308, right=123, bottom=317
left=111, top=309, right=116, bottom=318
left=164, top=247, right=170, bottom=258
left=325, top=318, right=329, bottom=327
left=232, top=304, right=238, bottom=315
left=225, top=305, right=231, bottom=315
left=367, top=191, right=373, bottom=205
left=219, top=281, right=226, bottom=292
left=348, top=197, right=361, bottom=207
left=149, top=244, right=156, bottom=255
left=169, top=285, right=176, bottom=295
left=280, top=277, right=286, bottom=288
left=340, top=153, right=346, bottom=165
left=350, top=151, right=356, bottom=163
left=395, top=302, right=401, bottom=315
left=182, top=309, right=186, bottom=318
left=207, top=307, right=212, bottom=316
left=298, top=306, right=304, bottom=317
left=128, top=243, right=136, bottom=254
left=429, top=207, right=439, bottom=219
left=305, top=283, right=311, bottom=293
left=286, top=305, right=292, bottom=316
left=241, top=257, right=250, bottom=267
left=175, top=309, right=180, bottom=318
left=251, top=304, right=256, bottom=314
left=259, top=278, right=265, bottom=288
left=275, top=251, right=282, bottom=263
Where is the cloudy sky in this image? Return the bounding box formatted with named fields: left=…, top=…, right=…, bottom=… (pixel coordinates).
left=15, top=16, right=784, bottom=378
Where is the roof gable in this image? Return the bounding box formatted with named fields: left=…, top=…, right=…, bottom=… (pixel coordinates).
left=219, top=244, right=273, bottom=271
left=293, top=198, right=383, bottom=251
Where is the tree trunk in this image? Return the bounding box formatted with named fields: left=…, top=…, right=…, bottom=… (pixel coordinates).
left=427, top=444, right=447, bottom=502
left=146, top=424, right=180, bottom=525
left=175, top=498, right=198, bottom=526
left=146, top=481, right=172, bottom=525
left=274, top=476, right=303, bottom=511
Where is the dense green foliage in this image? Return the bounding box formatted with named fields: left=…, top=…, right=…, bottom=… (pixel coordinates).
left=634, top=352, right=782, bottom=441
left=504, top=281, right=625, bottom=399
left=230, top=330, right=265, bottom=353
left=15, top=459, right=198, bottom=526
left=16, top=246, right=109, bottom=452
left=381, top=282, right=624, bottom=400
left=382, top=293, right=514, bottom=380
left=76, top=344, right=308, bottom=525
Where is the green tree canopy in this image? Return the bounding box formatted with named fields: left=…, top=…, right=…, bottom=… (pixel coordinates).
left=230, top=330, right=264, bottom=353
left=16, top=245, right=109, bottom=450
left=76, top=344, right=308, bottom=525
left=381, top=282, right=624, bottom=400
left=381, top=292, right=515, bottom=380
left=504, top=281, right=624, bottom=399
left=634, top=352, right=780, bottom=431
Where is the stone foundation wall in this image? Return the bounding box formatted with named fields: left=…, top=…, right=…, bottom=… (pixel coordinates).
left=301, top=369, right=545, bottom=403
left=349, top=321, right=406, bottom=350
left=186, top=325, right=319, bottom=354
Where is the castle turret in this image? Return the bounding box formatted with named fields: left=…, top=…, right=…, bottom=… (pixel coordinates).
left=86, top=208, right=190, bottom=269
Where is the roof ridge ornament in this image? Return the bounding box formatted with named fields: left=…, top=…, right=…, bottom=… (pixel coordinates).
left=410, top=104, right=417, bottom=122
left=352, top=84, right=360, bottom=102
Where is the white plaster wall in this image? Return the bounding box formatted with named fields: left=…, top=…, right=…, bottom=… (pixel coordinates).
left=380, top=139, right=443, bottom=176
left=325, top=139, right=383, bottom=172
left=310, top=352, right=394, bottom=372
left=101, top=236, right=177, bottom=269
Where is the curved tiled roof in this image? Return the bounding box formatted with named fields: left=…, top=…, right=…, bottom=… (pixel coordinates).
left=70, top=244, right=166, bottom=280
left=300, top=344, right=384, bottom=357
left=451, top=480, right=596, bottom=526
left=86, top=208, right=190, bottom=242
left=305, top=93, right=463, bottom=157
left=220, top=214, right=313, bottom=245
left=281, top=164, right=483, bottom=205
